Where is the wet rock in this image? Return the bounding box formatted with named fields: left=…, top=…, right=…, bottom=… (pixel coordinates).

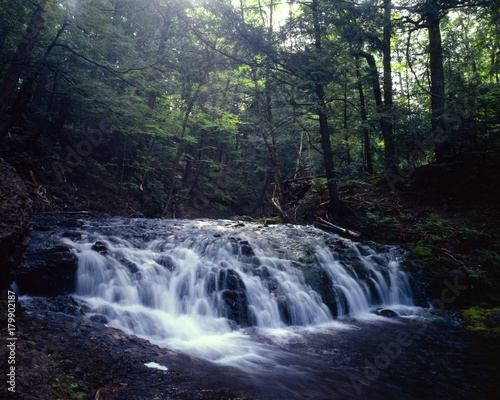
left=156, top=254, right=175, bottom=271
left=205, top=271, right=217, bottom=294
left=62, top=231, right=82, bottom=240
left=303, top=267, right=340, bottom=317
left=254, top=265, right=270, bottom=279
left=221, top=289, right=249, bottom=326
left=0, top=157, right=33, bottom=289
left=58, top=218, right=83, bottom=228
left=16, top=246, right=78, bottom=296
left=89, top=314, right=108, bottom=324
left=116, top=254, right=139, bottom=273
left=277, top=296, right=291, bottom=325
left=20, top=296, right=84, bottom=315
left=91, top=241, right=108, bottom=254
left=218, top=268, right=245, bottom=291
left=376, top=308, right=398, bottom=318
left=240, top=241, right=255, bottom=257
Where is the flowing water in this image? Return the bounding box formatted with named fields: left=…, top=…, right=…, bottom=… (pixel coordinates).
left=46, top=218, right=419, bottom=371
left=18, top=217, right=500, bottom=399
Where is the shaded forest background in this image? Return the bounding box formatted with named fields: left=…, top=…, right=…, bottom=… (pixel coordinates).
left=1, top=0, right=500, bottom=311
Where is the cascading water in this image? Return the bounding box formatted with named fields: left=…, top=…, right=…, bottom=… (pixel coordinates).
left=55, top=218, right=416, bottom=370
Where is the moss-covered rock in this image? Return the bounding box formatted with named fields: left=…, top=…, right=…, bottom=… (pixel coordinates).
left=462, top=307, right=500, bottom=336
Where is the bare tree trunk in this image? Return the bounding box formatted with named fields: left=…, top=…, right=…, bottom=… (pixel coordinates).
left=354, top=50, right=394, bottom=170
left=382, top=0, right=395, bottom=168
left=252, top=67, right=286, bottom=210
left=343, top=77, right=351, bottom=165
left=312, top=0, right=341, bottom=219
left=355, top=56, right=373, bottom=175
left=161, top=84, right=202, bottom=218
left=427, top=8, right=451, bottom=163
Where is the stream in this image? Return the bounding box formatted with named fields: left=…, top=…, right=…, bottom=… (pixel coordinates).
left=15, top=217, right=499, bottom=399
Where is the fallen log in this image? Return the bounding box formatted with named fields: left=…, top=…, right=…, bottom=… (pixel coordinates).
left=314, top=217, right=362, bottom=241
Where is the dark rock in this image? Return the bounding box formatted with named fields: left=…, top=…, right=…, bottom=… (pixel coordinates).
left=16, top=246, right=78, bottom=296
left=221, top=289, right=249, bottom=326
left=91, top=241, right=108, bottom=255
left=205, top=272, right=217, bottom=294
left=254, top=265, right=270, bottom=279
left=0, top=157, right=33, bottom=289
left=277, top=295, right=291, bottom=325
left=303, top=267, right=341, bottom=317
left=240, top=241, right=255, bottom=257
left=62, top=231, right=82, bottom=240
left=89, top=314, right=109, bottom=324
left=376, top=308, right=398, bottom=318
left=58, top=218, right=83, bottom=228
left=218, top=268, right=246, bottom=291
left=155, top=255, right=175, bottom=271
left=116, top=254, right=138, bottom=273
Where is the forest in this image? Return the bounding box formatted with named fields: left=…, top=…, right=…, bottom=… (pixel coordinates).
left=1, top=0, right=499, bottom=219
left=1, top=0, right=500, bottom=398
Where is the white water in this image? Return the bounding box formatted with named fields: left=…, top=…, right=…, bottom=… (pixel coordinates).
left=63, top=219, right=416, bottom=371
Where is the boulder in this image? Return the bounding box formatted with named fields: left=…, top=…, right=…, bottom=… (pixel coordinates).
left=218, top=268, right=250, bottom=326
left=16, top=245, right=78, bottom=296
left=0, top=157, right=33, bottom=289
left=375, top=308, right=398, bottom=318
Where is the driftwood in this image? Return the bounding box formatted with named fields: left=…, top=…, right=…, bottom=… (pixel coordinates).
left=284, top=174, right=327, bottom=184
left=271, top=196, right=289, bottom=219
left=38, top=211, right=91, bottom=214
left=314, top=217, right=362, bottom=241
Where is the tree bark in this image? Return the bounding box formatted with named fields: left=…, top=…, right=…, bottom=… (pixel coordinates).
left=355, top=56, right=373, bottom=175
left=382, top=0, right=395, bottom=168
left=354, top=50, right=394, bottom=170
left=312, top=0, right=341, bottom=219
left=426, top=8, right=451, bottom=163
left=161, top=84, right=202, bottom=218
left=0, top=3, right=46, bottom=110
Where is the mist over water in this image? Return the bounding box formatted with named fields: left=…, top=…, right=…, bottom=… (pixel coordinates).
left=62, top=218, right=417, bottom=372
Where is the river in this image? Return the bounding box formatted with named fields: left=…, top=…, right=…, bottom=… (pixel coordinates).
left=15, top=216, right=499, bottom=399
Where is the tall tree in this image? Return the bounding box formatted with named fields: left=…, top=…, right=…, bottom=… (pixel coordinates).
left=310, top=0, right=341, bottom=218
left=382, top=0, right=395, bottom=167
left=0, top=1, right=47, bottom=110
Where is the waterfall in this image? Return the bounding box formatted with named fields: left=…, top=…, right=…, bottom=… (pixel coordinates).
left=59, top=218, right=416, bottom=369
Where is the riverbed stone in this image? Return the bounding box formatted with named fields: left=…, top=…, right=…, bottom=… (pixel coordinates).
left=16, top=245, right=78, bottom=296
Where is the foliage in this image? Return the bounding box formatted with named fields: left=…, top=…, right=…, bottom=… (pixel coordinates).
left=0, top=0, right=499, bottom=218
left=415, top=218, right=488, bottom=247
left=49, top=377, right=86, bottom=400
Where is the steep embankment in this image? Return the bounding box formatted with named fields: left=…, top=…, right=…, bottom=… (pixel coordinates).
left=0, top=157, right=32, bottom=289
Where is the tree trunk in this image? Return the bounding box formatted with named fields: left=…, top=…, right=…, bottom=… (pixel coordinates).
left=355, top=56, right=373, bottom=175
left=427, top=9, right=451, bottom=163
left=354, top=50, right=394, bottom=170
left=312, top=0, right=341, bottom=219
left=0, top=3, right=46, bottom=110
left=343, top=77, right=351, bottom=166
left=265, top=80, right=285, bottom=206
left=161, top=84, right=202, bottom=218
left=382, top=0, right=395, bottom=168
left=252, top=67, right=286, bottom=210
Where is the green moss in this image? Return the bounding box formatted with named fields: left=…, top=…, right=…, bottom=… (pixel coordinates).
left=49, top=377, right=86, bottom=400
left=213, top=202, right=227, bottom=214
left=406, top=243, right=433, bottom=265
left=462, top=307, right=500, bottom=336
